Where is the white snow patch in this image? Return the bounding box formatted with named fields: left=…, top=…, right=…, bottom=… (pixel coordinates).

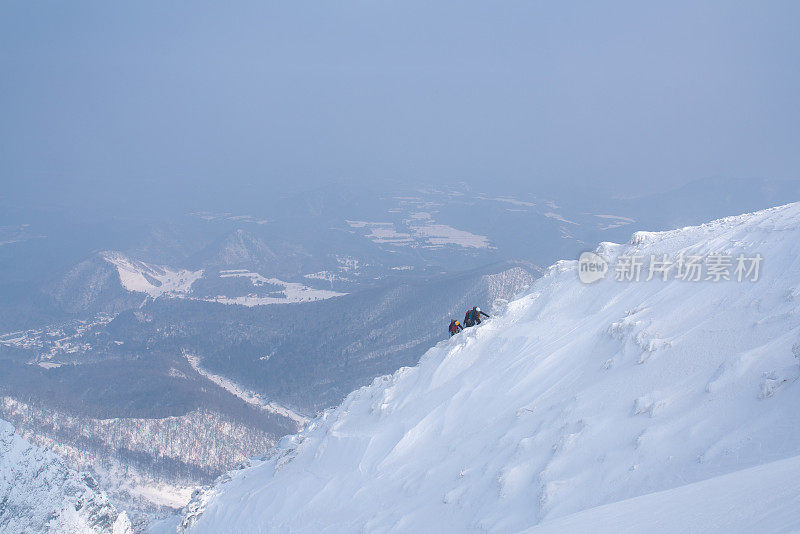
left=544, top=212, right=579, bottom=225
left=209, top=270, right=346, bottom=305
left=347, top=218, right=490, bottom=249
left=593, top=214, right=637, bottom=231
left=408, top=222, right=491, bottom=248
left=594, top=214, right=636, bottom=223
left=492, top=197, right=536, bottom=207
left=102, top=251, right=203, bottom=298
left=346, top=220, right=415, bottom=245
left=129, top=483, right=194, bottom=509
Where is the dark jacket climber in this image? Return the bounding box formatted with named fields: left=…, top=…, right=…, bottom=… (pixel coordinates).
left=449, top=319, right=464, bottom=336
left=464, top=306, right=490, bottom=327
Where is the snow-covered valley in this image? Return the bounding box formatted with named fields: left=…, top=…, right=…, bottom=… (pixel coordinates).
left=181, top=202, right=800, bottom=533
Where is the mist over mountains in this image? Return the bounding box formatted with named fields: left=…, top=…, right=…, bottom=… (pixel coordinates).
left=3, top=2, right=800, bottom=531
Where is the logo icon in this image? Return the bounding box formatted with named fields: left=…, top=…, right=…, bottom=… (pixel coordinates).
left=578, top=251, right=608, bottom=284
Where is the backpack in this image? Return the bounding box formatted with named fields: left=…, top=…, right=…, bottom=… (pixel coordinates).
left=464, top=309, right=474, bottom=326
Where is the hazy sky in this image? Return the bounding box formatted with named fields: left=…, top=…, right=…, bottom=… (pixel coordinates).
left=2, top=1, right=799, bottom=208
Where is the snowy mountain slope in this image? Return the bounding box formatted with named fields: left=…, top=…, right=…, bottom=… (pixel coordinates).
left=48, top=255, right=145, bottom=316
left=181, top=202, right=800, bottom=533
left=0, top=418, right=132, bottom=534
left=102, top=251, right=204, bottom=298
left=526, top=453, right=800, bottom=534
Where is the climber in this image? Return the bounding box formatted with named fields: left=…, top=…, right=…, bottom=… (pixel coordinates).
left=463, top=306, right=490, bottom=328
left=449, top=319, right=464, bottom=336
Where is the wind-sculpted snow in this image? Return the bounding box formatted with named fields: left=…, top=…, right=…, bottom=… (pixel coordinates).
left=181, top=202, right=800, bottom=533
left=0, top=418, right=132, bottom=534
left=525, top=453, right=800, bottom=533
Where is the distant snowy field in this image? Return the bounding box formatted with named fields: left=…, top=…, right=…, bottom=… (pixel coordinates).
left=101, top=254, right=347, bottom=306
left=103, top=251, right=204, bottom=298
left=182, top=203, right=800, bottom=533
left=346, top=210, right=491, bottom=249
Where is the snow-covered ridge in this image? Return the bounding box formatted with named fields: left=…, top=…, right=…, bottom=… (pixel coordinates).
left=181, top=202, right=800, bottom=533
left=0, top=418, right=132, bottom=534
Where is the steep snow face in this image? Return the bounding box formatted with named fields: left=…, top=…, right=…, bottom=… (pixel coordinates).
left=183, top=203, right=800, bottom=533
left=0, top=419, right=132, bottom=534
left=525, top=454, right=800, bottom=533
